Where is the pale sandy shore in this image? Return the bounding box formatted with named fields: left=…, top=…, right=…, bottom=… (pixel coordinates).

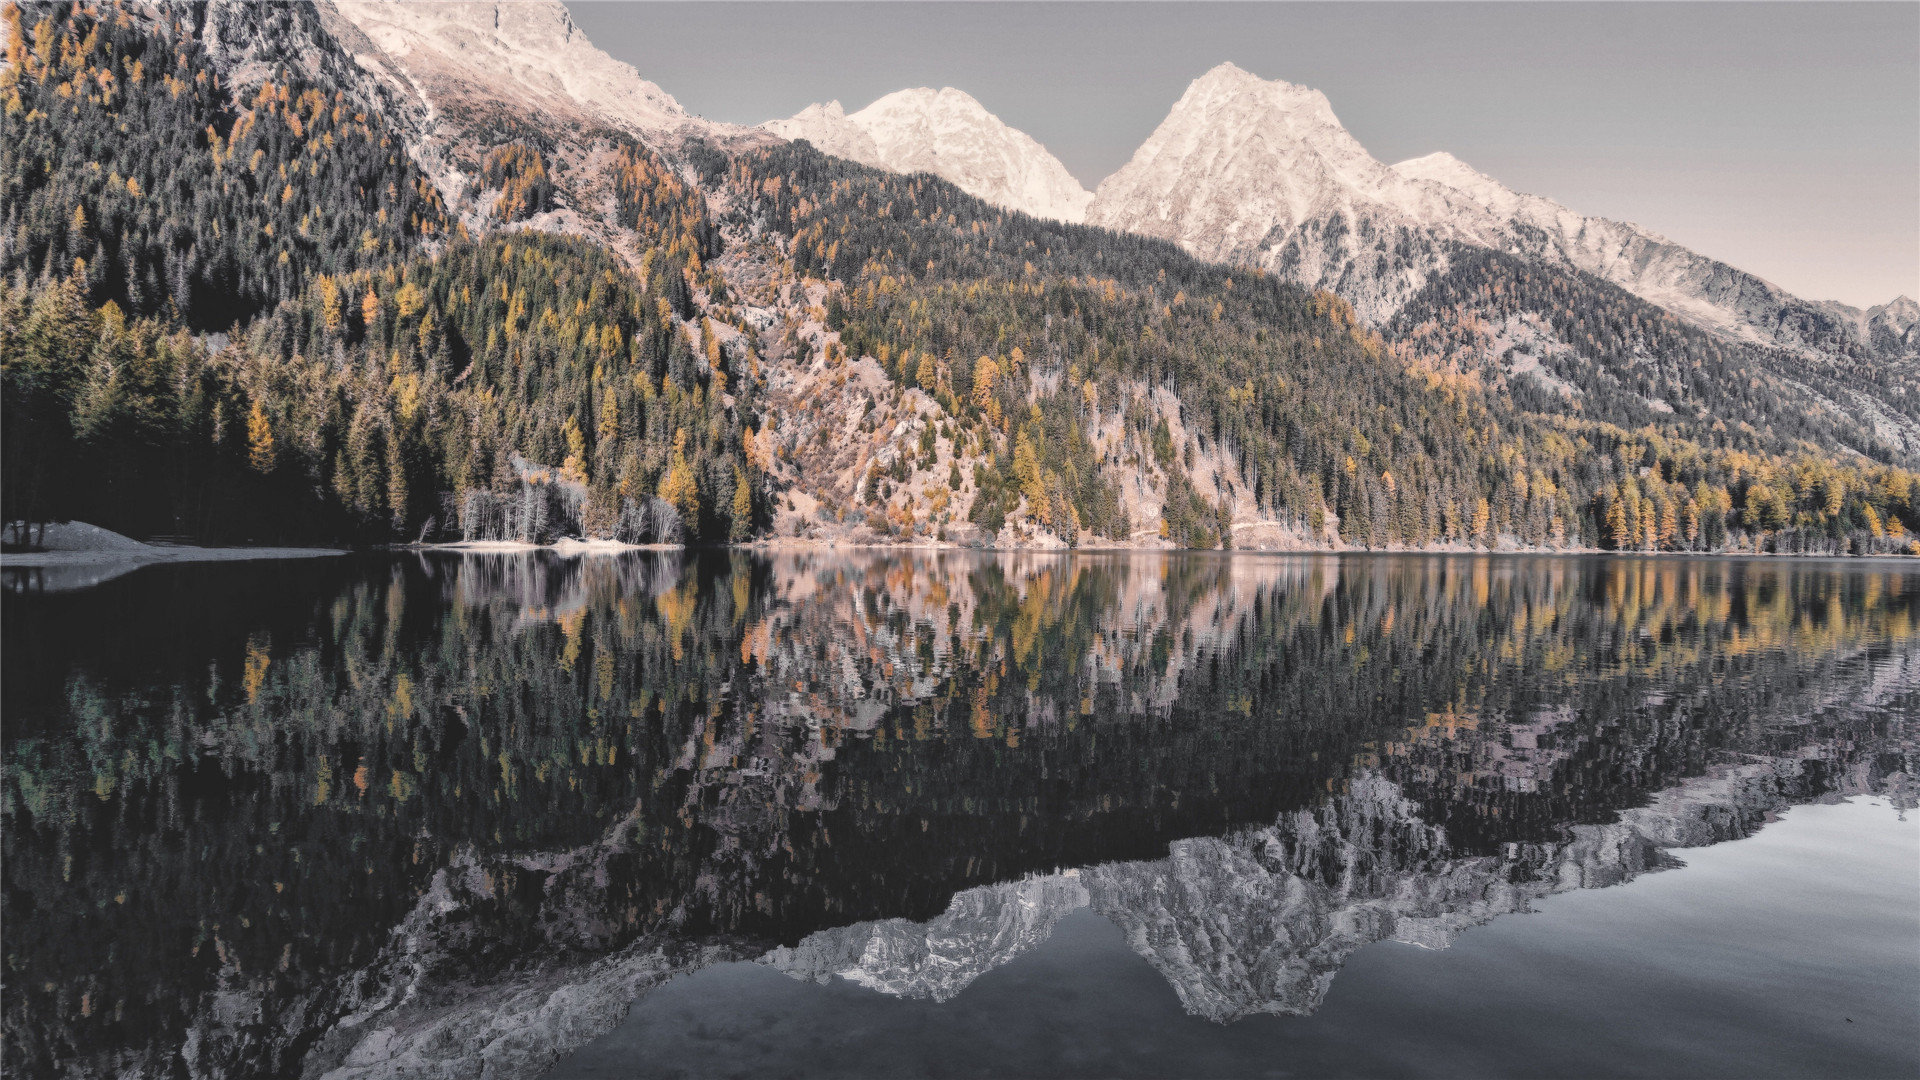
left=1, top=523, right=345, bottom=591
left=1, top=545, right=348, bottom=567
left=2, top=522, right=346, bottom=567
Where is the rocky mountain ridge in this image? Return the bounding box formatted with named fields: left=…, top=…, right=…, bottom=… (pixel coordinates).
left=295, top=4, right=1917, bottom=461
left=1085, top=64, right=1912, bottom=363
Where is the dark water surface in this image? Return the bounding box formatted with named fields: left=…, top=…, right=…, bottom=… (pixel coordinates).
left=3, top=552, right=1916, bottom=1079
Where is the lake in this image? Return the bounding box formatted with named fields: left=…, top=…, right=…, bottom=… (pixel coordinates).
left=3, top=552, right=1916, bottom=1079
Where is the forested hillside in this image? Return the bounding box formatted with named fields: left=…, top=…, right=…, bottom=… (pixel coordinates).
left=730, top=143, right=1513, bottom=547
left=725, top=142, right=1920, bottom=553
left=0, top=0, right=442, bottom=328
left=3, top=1, right=757, bottom=544
left=2, top=0, right=1917, bottom=555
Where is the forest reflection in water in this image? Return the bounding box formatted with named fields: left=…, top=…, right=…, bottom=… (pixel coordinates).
left=2, top=551, right=1916, bottom=1079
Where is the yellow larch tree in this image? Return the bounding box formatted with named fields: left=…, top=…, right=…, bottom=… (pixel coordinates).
left=246, top=399, right=275, bottom=473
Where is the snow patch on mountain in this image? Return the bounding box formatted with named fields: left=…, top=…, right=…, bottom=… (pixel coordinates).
left=761, top=100, right=881, bottom=165
left=763, top=87, right=1093, bottom=223
left=1389, top=150, right=1839, bottom=353
left=1391, top=151, right=1557, bottom=224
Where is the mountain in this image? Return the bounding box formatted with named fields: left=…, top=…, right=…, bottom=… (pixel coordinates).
left=1088, top=62, right=1913, bottom=365
left=5, top=0, right=1917, bottom=559
left=762, top=88, right=1093, bottom=222
left=761, top=100, right=884, bottom=165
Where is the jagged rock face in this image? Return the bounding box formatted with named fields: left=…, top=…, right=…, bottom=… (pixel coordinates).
left=282, top=845, right=754, bottom=1080
left=190, top=750, right=1909, bottom=1080
left=761, top=100, right=885, bottom=166
left=198, top=0, right=409, bottom=120
left=1088, top=63, right=1910, bottom=361
left=1081, top=772, right=1537, bottom=1021
left=762, top=88, right=1093, bottom=223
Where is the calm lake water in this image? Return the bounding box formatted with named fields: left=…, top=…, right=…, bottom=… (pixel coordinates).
left=3, top=552, right=1916, bottom=1079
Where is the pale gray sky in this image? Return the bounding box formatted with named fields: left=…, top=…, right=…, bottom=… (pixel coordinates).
left=568, top=2, right=1919, bottom=309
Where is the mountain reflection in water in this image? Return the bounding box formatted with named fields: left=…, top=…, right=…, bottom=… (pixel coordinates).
left=2, top=552, right=1915, bottom=1079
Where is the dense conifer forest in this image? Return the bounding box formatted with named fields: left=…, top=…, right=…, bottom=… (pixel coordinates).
left=3, top=0, right=1917, bottom=554
left=0, top=1, right=442, bottom=328
left=2, top=1, right=758, bottom=544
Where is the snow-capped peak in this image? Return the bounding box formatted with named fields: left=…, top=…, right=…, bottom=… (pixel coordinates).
left=762, top=98, right=883, bottom=166
left=1185, top=61, right=1340, bottom=128
left=1390, top=150, right=1671, bottom=244
left=327, top=0, right=732, bottom=142
left=1085, top=62, right=1491, bottom=279
left=762, top=87, right=1093, bottom=223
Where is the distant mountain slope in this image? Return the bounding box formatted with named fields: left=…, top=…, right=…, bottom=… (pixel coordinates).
left=1868, top=295, right=1920, bottom=354
left=1389, top=246, right=1920, bottom=464
left=1388, top=150, right=1900, bottom=361
left=762, top=88, right=1093, bottom=223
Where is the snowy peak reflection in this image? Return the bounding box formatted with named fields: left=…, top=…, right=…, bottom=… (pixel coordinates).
left=763, top=688, right=1913, bottom=1023
left=766, top=873, right=1093, bottom=1002
left=1081, top=749, right=1912, bottom=1021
